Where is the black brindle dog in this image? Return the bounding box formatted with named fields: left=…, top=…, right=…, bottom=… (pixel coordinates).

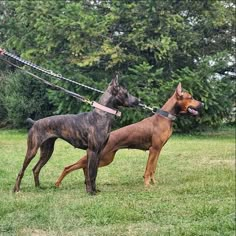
left=13, top=78, right=139, bottom=194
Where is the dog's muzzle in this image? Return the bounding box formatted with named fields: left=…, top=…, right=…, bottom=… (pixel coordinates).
left=187, top=102, right=204, bottom=116
left=128, top=96, right=140, bottom=107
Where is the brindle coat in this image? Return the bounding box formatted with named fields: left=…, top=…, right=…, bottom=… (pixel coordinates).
left=13, top=78, right=139, bottom=194
left=55, top=83, right=203, bottom=188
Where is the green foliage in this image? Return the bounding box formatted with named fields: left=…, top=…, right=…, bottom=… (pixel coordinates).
left=0, top=0, right=235, bottom=131
left=0, top=76, right=8, bottom=125
left=173, top=52, right=235, bottom=131
left=1, top=72, right=53, bottom=127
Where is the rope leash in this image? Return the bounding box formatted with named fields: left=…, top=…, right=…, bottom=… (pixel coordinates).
left=0, top=57, right=91, bottom=103
left=0, top=48, right=157, bottom=114
left=2, top=49, right=104, bottom=94
left=0, top=57, right=122, bottom=117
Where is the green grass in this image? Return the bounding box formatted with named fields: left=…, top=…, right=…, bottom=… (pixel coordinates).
left=0, top=128, right=235, bottom=236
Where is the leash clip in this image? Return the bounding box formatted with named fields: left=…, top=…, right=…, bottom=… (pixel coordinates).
left=139, top=103, right=156, bottom=113
left=83, top=98, right=93, bottom=105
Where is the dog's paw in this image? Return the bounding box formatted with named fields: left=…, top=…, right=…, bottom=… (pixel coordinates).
left=88, top=190, right=97, bottom=196
left=54, top=182, right=60, bottom=188
left=150, top=177, right=156, bottom=185
left=144, top=176, right=151, bottom=187
left=13, top=186, right=20, bottom=193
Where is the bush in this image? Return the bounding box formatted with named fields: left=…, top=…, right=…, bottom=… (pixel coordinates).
left=0, top=75, right=8, bottom=126
left=1, top=72, right=53, bottom=128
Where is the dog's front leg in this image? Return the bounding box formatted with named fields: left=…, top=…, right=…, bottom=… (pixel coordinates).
left=86, top=149, right=100, bottom=195
left=144, top=147, right=161, bottom=187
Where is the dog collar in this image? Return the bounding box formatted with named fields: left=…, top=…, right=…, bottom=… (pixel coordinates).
left=155, top=109, right=176, bottom=121
left=92, top=101, right=121, bottom=117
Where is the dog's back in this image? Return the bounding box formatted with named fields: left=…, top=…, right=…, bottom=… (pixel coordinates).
left=28, top=113, right=92, bottom=148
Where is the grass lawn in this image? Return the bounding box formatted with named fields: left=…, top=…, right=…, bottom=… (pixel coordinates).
left=0, top=128, right=235, bottom=235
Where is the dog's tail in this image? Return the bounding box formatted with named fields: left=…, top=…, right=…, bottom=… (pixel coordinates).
left=25, top=118, right=35, bottom=129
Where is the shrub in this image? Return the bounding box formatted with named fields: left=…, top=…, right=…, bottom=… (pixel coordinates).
left=1, top=72, right=53, bottom=127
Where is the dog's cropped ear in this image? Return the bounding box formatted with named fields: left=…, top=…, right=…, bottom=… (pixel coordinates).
left=110, top=74, right=119, bottom=86
left=109, top=76, right=120, bottom=95
left=176, top=82, right=183, bottom=97
left=112, top=74, right=119, bottom=86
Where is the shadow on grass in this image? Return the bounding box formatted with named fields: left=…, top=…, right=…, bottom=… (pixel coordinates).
left=18, top=177, right=150, bottom=194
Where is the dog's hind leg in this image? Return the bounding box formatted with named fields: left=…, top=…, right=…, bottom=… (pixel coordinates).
left=55, top=151, right=117, bottom=188
left=55, top=156, right=87, bottom=187
left=32, top=138, right=56, bottom=187
left=13, top=135, right=40, bottom=192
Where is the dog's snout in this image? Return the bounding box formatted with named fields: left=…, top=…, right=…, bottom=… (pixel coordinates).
left=133, top=97, right=140, bottom=106
left=128, top=95, right=139, bottom=106
left=197, top=102, right=204, bottom=109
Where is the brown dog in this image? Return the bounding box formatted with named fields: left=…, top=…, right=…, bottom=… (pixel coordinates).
left=55, top=83, right=203, bottom=188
